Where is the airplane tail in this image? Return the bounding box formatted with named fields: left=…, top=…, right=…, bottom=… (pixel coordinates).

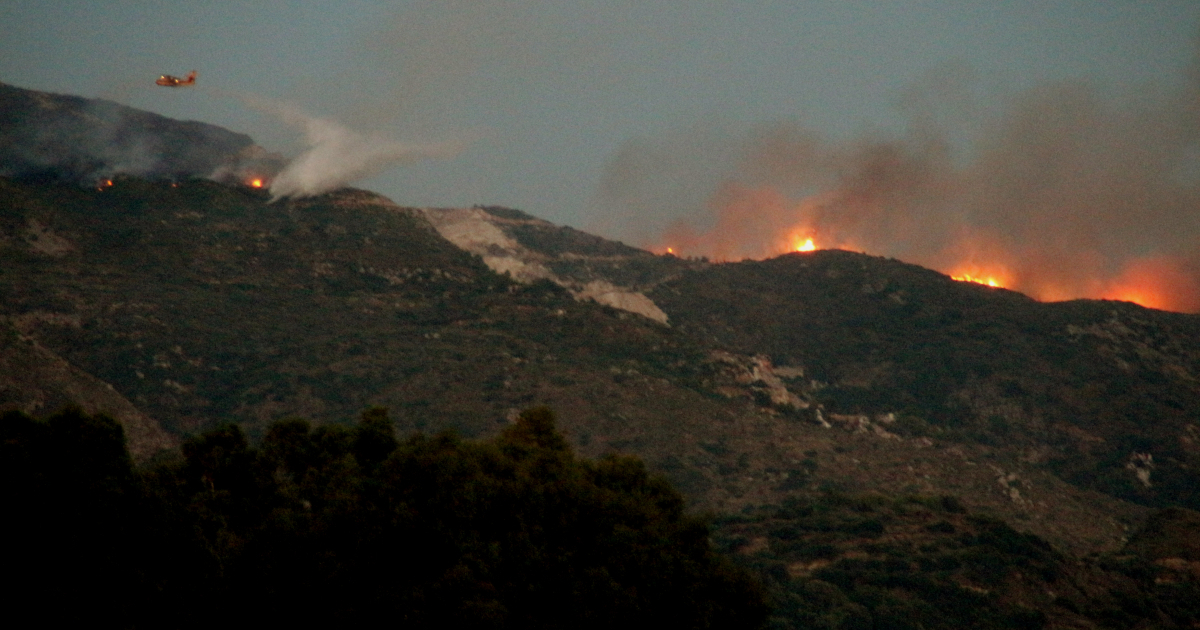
left=185, top=70, right=197, bottom=84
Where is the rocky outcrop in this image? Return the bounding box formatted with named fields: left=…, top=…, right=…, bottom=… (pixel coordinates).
left=706, top=350, right=809, bottom=411
left=421, top=206, right=670, bottom=323
left=574, top=280, right=668, bottom=324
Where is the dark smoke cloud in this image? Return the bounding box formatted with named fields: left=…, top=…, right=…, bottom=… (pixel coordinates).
left=592, top=64, right=1200, bottom=312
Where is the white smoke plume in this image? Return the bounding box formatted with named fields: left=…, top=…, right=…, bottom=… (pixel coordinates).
left=262, top=103, right=464, bottom=200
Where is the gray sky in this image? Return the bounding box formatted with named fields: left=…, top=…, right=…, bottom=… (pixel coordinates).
left=4, top=1, right=1200, bottom=308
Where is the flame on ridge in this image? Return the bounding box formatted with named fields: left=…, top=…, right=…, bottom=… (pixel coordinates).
left=644, top=185, right=1192, bottom=312
left=951, top=272, right=1004, bottom=288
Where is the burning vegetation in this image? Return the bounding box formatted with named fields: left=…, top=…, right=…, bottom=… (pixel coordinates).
left=950, top=271, right=1006, bottom=288
left=606, top=64, right=1200, bottom=313
left=0, top=82, right=286, bottom=192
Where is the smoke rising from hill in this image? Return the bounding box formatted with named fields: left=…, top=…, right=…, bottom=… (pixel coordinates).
left=0, top=81, right=280, bottom=185
left=261, top=103, right=464, bottom=200
left=594, top=66, right=1200, bottom=312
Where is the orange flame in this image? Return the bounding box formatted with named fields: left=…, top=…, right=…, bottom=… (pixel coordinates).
left=249, top=178, right=264, bottom=188
left=648, top=180, right=1196, bottom=312
left=951, top=272, right=1004, bottom=288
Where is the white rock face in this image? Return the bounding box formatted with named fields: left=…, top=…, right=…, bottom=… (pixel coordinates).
left=420, top=207, right=554, bottom=283
left=426, top=208, right=520, bottom=255
left=481, top=254, right=550, bottom=283
left=746, top=355, right=808, bottom=409
left=421, top=207, right=669, bottom=324
left=709, top=350, right=811, bottom=411
left=575, top=280, right=669, bottom=324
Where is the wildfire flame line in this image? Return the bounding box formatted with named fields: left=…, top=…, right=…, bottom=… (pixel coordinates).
left=951, top=273, right=1003, bottom=288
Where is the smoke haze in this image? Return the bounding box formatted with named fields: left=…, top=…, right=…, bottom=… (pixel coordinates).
left=263, top=103, right=464, bottom=200
left=0, top=81, right=279, bottom=185
left=593, top=64, right=1200, bottom=313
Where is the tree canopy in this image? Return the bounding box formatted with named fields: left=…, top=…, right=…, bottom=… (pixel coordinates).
left=2, top=406, right=766, bottom=628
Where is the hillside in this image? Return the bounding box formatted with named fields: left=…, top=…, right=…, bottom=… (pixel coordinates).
left=3, top=82, right=1200, bottom=626
left=0, top=172, right=1171, bottom=556
left=0, top=80, right=282, bottom=184
left=716, top=494, right=1200, bottom=629
left=647, top=252, right=1200, bottom=513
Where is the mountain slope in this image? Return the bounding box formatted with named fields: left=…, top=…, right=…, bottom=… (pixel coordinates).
left=646, top=251, right=1200, bottom=512
left=0, top=173, right=1155, bottom=555
left=421, top=205, right=685, bottom=323
left=0, top=81, right=282, bottom=184
left=422, top=202, right=1200, bottom=518
left=0, top=324, right=174, bottom=459
left=4, top=82, right=1199, bottom=559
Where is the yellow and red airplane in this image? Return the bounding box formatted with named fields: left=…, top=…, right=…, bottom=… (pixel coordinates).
left=155, top=70, right=197, bottom=87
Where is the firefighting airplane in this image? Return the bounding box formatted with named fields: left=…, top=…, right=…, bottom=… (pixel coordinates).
left=155, top=70, right=197, bottom=87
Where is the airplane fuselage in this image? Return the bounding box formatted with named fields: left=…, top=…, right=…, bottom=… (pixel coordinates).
left=156, top=71, right=196, bottom=87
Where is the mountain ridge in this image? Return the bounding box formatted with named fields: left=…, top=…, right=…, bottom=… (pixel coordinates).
left=2, top=81, right=1198, bottom=562
left=0, top=80, right=284, bottom=185
left=0, top=172, right=1172, bottom=557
